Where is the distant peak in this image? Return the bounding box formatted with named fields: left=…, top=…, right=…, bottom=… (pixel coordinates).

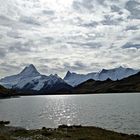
left=20, top=64, right=40, bottom=76
left=101, top=69, right=108, bottom=73
left=54, top=74, right=59, bottom=77
left=67, top=71, right=71, bottom=74
left=64, top=71, right=72, bottom=80
left=100, top=66, right=126, bottom=73
left=115, top=66, right=129, bottom=71
left=66, top=71, right=72, bottom=76
left=106, top=78, right=112, bottom=82
left=24, top=64, right=37, bottom=71
left=118, top=66, right=124, bottom=69
left=27, top=64, right=35, bottom=68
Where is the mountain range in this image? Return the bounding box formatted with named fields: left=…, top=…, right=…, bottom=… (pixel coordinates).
left=74, top=71, right=140, bottom=93
left=0, top=64, right=72, bottom=94
left=0, top=64, right=139, bottom=95
left=64, top=66, right=139, bottom=86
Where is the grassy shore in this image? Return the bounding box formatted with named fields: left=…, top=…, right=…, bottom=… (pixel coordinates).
left=0, top=122, right=140, bottom=140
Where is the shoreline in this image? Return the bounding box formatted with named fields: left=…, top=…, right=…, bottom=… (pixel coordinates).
left=1, top=92, right=140, bottom=99
left=0, top=124, right=140, bottom=140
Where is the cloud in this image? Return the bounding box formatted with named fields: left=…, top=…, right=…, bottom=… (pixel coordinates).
left=125, top=0, right=140, bottom=19
left=125, top=25, right=139, bottom=31
left=0, top=48, right=7, bottom=58
left=42, top=10, right=55, bottom=15
left=122, top=43, right=140, bottom=49
left=101, top=15, right=121, bottom=25
left=40, top=37, right=55, bottom=45
left=79, top=21, right=98, bottom=28
left=19, top=16, right=41, bottom=26
left=111, top=5, right=121, bottom=12
left=63, top=61, right=89, bottom=72
left=0, top=15, right=15, bottom=27
left=0, top=0, right=140, bottom=78
left=72, top=0, right=107, bottom=12
left=7, top=30, right=22, bottom=39
left=8, top=41, right=32, bottom=53
left=0, top=33, right=4, bottom=39
left=73, top=0, right=95, bottom=12
left=67, top=41, right=102, bottom=49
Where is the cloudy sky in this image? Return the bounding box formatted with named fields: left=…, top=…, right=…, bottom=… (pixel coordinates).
left=0, top=0, right=140, bottom=78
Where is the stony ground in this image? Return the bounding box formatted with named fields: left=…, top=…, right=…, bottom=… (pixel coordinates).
left=0, top=124, right=140, bottom=140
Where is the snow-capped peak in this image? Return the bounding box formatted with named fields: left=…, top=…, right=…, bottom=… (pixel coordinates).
left=98, top=66, right=132, bottom=81
left=64, top=66, right=139, bottom=86
left=19, top=64, right=40, bottom=77
left=0, top=64, right=41, bottom=88
left=100, top=66, right=124, bottom=73
left=0, top=64, right=71, bottom=92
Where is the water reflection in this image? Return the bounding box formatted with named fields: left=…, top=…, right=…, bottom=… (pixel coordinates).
left=0, top=94, right=140, bottom=134
left=39, top=95, right=79, bottom=127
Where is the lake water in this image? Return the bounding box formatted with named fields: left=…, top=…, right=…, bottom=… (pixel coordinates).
left=0, top=93, right=140, bottom=134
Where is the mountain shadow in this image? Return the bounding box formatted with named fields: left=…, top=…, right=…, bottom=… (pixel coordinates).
left=74, top=72, right=140, bottom=93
